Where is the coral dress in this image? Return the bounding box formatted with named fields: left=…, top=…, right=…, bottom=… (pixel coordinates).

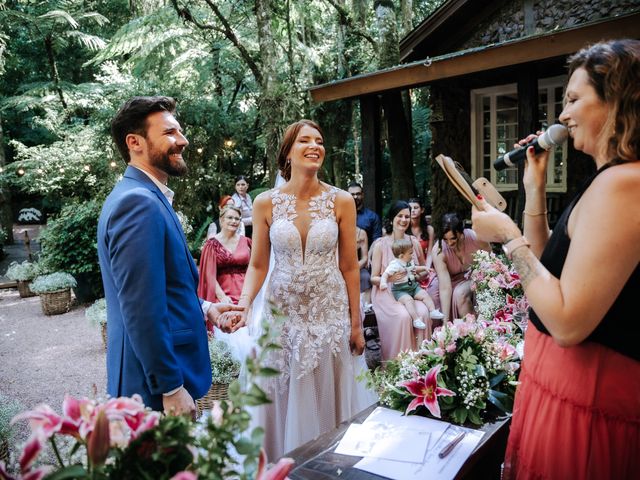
left=252, top=187, right=376, bottom=460
left=503, top=166, right=640, bottom=479
left=441, top=228, right=483, bottom=320
left=197, top=236, right=251, bottom=303
left=371, top=235, right=431, bottom=361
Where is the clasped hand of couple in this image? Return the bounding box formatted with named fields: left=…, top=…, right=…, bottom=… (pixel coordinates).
left=207, top=302, right=246, bottom=333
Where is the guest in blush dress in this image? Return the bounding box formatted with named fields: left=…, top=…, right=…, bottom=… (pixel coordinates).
left=370, top=201, right=434, bottom=361
left=198, top=204, right=251, bottom=304
left=432, top=212, right=490, bottom=321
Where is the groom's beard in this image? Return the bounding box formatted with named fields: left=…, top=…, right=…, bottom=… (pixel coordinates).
left=149, top=142, right=188, bottom=177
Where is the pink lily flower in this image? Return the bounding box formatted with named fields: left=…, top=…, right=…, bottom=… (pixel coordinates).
left=256, top=448, right=295, bottom=480
left=13, top=405, right=63, bottom=440
left=399, top=365, right=455, bottom=418
left=88, top=408, right=110, bottom=466
left=170, top=472, right=198, bottom=480
left=19, top=436, right=42, bottom=473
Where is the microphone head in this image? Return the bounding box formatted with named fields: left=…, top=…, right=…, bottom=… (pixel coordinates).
left=546, top=124, right=569, bottom=146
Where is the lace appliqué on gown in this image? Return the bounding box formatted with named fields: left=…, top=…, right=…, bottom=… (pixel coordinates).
left=264, top=187, right=349, bottom=392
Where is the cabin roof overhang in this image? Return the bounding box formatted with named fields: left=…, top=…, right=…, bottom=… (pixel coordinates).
left=309, top=11, right=640, bottom=104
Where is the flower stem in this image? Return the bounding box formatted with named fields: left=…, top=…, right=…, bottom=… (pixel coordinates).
left=50, top=437, right=65, bottom=468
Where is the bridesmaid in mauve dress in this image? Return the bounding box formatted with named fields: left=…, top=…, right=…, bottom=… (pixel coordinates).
left=198, top=204, right=251, bottom=304
left=432, top=213, right=490, bottom=321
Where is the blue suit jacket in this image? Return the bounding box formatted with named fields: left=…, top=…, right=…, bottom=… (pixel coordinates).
left=97, top=166, right=211, bottom=411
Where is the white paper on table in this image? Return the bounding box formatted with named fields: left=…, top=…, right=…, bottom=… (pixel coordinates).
left=354, top=424, right=485, bottom=480
left=363, top=407, right=451, bottom=438
left=334, top=423, right=431, bottom=463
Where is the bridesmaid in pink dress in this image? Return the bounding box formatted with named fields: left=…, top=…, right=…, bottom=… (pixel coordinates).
left=198, top=204, right=252, bottom=304
left=432, top=212, right=490, bottom=321
left=370, top=201, right=432, bottom=361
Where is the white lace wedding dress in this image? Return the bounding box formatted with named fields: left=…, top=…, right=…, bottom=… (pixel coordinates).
left=252, top=186, right=376, bottom=460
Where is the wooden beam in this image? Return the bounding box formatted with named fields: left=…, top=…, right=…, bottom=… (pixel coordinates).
left=310, top=12, right=640, bottom=103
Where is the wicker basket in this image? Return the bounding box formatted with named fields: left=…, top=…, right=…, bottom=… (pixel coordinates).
left=40, top=288, right=72, bottom=316
left=0, top=438, right=9, bottom=466
left=196, top=382, right=232, bottom=418
left=101, top=323, right=107, bottom=351
left=17, top=280, right=36, bottom=298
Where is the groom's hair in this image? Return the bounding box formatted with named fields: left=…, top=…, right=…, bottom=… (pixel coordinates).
left=111, top=96, right=177, bottom=164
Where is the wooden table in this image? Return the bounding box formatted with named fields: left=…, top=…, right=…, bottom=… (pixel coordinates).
left=286, top=405, right=510, bottom=480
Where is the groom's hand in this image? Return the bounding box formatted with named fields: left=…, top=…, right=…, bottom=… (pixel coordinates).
left=163, top=386, right=196, bottom=419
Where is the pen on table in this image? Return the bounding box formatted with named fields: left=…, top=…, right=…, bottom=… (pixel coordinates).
left=438, top=432, right=466, bottom=459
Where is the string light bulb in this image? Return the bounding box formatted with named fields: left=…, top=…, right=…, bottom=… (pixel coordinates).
left=83, top=165, right=90, bottom=172
left=197, top=148, right=203, bottom=154
left=59, top=167, right=65, bottom=173
left=110, top=161, right=117, bottom=168
left=17, top=168, right=25, bottom=176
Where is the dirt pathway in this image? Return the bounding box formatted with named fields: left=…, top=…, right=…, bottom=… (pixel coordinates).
left=0, top=288, right=106, bottom=461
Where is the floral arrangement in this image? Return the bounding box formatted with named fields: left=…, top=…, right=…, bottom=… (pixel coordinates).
left=4, top=261, right=39, bottom=282
left=367, top=315, right=522, bottom=425
left=30, top=272, right=77, bottom=294
left=468, top=250, right=529, bottom=333
left=85, top=298, right=107, bottom=327
left=1, top=311, right=292, bottom=480
left=208, top=336, right=241, bottom=385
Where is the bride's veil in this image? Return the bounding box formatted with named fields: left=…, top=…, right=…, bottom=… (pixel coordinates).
left=247, top=170, right=286, bottom=338
left=215, top=171, right=286, bottom=383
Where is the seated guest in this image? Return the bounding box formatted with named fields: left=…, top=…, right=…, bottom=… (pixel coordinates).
left=370, top=201, right=433, bottom=360
left=432, top=212, right=490, bottom=321
left=207, top=195, right=244, bottom=239
left=198, top=205, right=252, bottom=304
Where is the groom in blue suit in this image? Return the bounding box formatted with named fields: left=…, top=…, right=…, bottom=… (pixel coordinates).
left=98, top=96, right=242, bottom=416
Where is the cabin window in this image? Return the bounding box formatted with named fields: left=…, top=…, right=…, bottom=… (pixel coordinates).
left=471, top=76, right=567, bottom=192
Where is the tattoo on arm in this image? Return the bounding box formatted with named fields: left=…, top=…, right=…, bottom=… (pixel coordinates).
left=512, top=248, right=543, bottom=289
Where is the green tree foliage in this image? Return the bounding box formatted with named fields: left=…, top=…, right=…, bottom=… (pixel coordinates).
left=1, top=0, right=445, bottom=241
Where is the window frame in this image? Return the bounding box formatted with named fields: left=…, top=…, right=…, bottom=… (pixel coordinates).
left=470, top=76, right=567, bottom=192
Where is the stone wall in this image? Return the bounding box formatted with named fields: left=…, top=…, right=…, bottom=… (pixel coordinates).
left=460, top=0, right=640, bottom=50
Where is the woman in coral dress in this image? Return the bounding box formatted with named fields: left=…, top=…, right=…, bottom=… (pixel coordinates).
left=472, top=40, right=640, bottom=479
left=198, top=204, right=251, bottom=304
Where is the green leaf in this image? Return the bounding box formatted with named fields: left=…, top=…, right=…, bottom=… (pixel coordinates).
left=467, top=408, right=483, bottom=425
left=43, top=464, right=88, bottom=480
left=258, top=367, right=280, bottom=377
left=487, top=389, right=510, bottom=413
left=451, top=407, right=468, bottom=425
left=489, top=372, right=506, bottom=388
left=234, top=437, right=255, bottom=455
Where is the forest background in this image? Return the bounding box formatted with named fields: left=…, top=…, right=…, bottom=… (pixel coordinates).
left=0, top=0, right=444, bottom=257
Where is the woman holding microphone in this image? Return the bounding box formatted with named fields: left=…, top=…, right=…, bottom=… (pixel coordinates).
left=472, top=40, right=639, bottom=479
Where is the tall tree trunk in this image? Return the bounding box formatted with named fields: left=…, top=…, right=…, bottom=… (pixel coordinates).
left=44, top=34, right=67, bottom=110
left=0, top=113, right=13, bottom=244
left=375, top=1, right=415, bottom=200
left=255, top=0, right=283, bottom=183
left=400, top=0, right=413, bottom=35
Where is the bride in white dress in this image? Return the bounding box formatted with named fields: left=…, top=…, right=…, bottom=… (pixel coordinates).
left=237, top=119, right=376, bottom=460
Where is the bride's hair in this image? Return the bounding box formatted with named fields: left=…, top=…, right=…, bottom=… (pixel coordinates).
left=277, top=119, right=324, bottom=181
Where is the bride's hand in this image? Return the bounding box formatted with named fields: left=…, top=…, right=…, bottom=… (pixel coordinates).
left=349, top=326, right=365, bottom=356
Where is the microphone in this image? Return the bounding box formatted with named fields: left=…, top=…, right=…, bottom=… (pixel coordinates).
left=494, top=124, right=568, bottom=171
